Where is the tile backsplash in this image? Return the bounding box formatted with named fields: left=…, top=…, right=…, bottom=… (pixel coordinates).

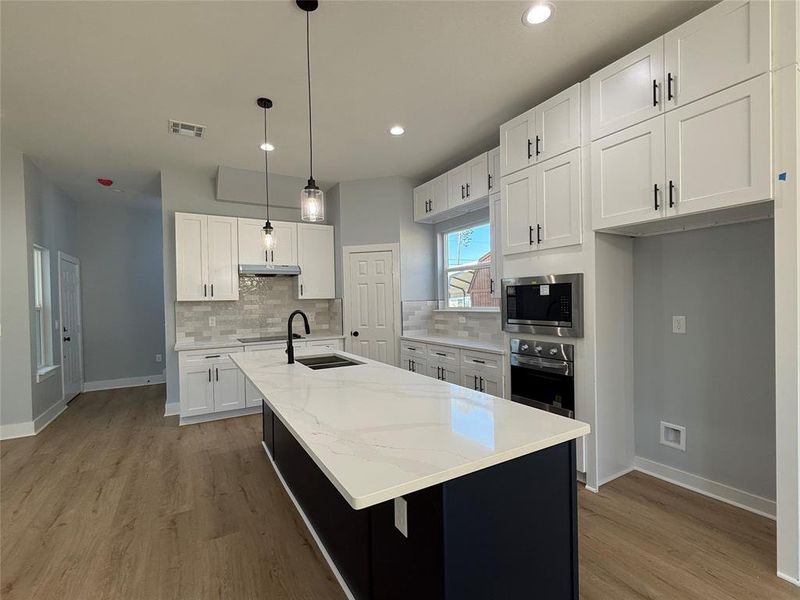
left=175, top=276, right=342, bottom=344
left=402, top=300, right=503, bottom=346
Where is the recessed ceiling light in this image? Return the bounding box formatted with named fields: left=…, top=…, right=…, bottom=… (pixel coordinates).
left=522, top=2, right=553, bottom=25
left=389, top=125, right=405, bottom=136
left=260, top=142, right=275, bottom=152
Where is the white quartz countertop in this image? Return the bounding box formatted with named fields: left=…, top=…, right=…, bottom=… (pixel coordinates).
left=174, top=334, right=345, bottom=352
left=231, top=350, right=589, bottom=510
left=400, top=334, right=506, bottom=355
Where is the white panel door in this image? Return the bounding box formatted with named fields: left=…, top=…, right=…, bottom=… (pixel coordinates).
left=590, top=38, right=664, bottom=140
left=237, top=217, right=268, bottom=266
left=182, top=366, right=214, bottom=416
left=213, top=361, right=245, bottom=412
left=500, top=107, right=535, bottom=176
left=429, top=174, right=448, bottom=217
left=489, top=192, right=502, bottom=299
left=58, top=253, right=83, bottom=401
left=535, top=82, right=581, bottom=163
left=500, top=167, right=536, bottom=256
left=665, top=74, right=771, bottom=217
left=175, top=212, right=208, bottom=301
left=347, top=251, right=396, bottom=365
left=447, top=163, right=468, bottom=208
left=207, top=215, right=239, bottom=300
left=297, top=224, right=335, bottom=299
left=487, top=147, right=501, bottom=194
left=270, top=221, right=297, bottom=266
left=536, top=149, right=582, bottom=251
left=664, top=0, right=769, bottom=110
left=465, top=153, right=489, bottom=201
left=413, top=181, right=432, bottom=221
left=591, top=116, right=666, bottom=230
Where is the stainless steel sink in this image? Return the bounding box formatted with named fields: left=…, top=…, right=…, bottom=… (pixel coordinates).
left=296, top=355, right=361, bottom=370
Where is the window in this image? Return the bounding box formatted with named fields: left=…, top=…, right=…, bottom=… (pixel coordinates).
left=442, top=222, right=498, bottom=309
left=32, top=245, right=54, bottom=374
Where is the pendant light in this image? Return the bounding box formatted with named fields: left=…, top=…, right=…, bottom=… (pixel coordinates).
left=257, top=97, right=276, bottom=251
left=298, top=0, right=324, bottom=222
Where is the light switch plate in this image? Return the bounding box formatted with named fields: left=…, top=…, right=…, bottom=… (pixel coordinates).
left=672, top=316, right=686, bottom=334
left=394, top=497, right=408, bottom=538
left=209, top=316, right=216, bottom=327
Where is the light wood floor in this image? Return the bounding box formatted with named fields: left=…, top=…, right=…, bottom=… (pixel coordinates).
left=1, top=386, right=796, bottom=600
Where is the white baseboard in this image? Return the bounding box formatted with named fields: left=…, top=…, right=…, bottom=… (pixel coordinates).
left=33, top=399, right=67, bottom=433
left=633, top=456, right=776, bottom=520
left=0, top=421, right=35, bottom=440
left=777, top=571, right=800, bottom=587
left=164, top=402, right=180, bottom=417
left=83, top=374, right=166, bottom=392
left=261, top=441, right=355, bottom=600
left=598, top=465, right=635, bottom=487
left=178, top=405, right=260, bottom=426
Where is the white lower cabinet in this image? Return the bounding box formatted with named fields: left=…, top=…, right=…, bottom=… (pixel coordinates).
left=181, top=364, right=215, bottom=416
left=430, top=363, right=460, bottom=384
left=178, top=348, right=245, bottom=418
left=400, top=353, right=427, bottom=375
left=213, top=361, right=245, bottom=411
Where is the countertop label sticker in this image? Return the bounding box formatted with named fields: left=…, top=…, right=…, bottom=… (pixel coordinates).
left=540, top=284, right=550, bottom=296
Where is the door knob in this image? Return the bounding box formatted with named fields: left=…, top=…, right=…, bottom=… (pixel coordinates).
left=351, top=331, right=359, bottom=337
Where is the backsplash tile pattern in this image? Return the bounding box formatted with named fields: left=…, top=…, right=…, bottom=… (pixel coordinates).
left=176, top=277, right=342, bottom=345
left=402, top=300, right=503, bottom=346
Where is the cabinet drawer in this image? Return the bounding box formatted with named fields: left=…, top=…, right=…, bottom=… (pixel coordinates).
left=462, top=350, right=502, bottom=372
left=427, top=344, right=460, bottom=366
left=245, top=342, right=286, bottom=352
left=400, top=340, right=428, bottom=358
left=307, top=339, right=343, bottom=352
left=181, top=346, right=242, bottom=365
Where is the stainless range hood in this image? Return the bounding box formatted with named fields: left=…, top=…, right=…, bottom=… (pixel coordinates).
left=239, top=264, right=301, bottom=276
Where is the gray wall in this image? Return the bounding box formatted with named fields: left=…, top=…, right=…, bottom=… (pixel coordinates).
left=0, top=145, right=33, bottom=426
left=633, top=219, right=775, bottom=499
left=23, top=157, right=79, bottom=421
left=76, top=201, right=165, bottom=382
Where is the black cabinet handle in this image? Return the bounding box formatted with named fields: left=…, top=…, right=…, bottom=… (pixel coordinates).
left=527, top=139, right=533, bottom=160
left=300, top=284, right=304, bottom=296
left=473, top=375, right=478, bottom=390
left=208, top=368, right=211, bottom=382
left=466, top=183, right=470, bottom=198
left=408, top=359, right=411, bottom=371
left=435, top=352, right=446, bottom=357
left=667, top=72, right=674, bottom=101
left=211, top=284, right=214, bottom=297
left=215, top=367, right=219, bottom=382
left=490, top=278, right=494, bottom=295
left=535, top=135, right=541, bottom=157
left=529, top=225, right=534, bottom=245
left=652, top=79, right=658, bottom=107
left=204, top=354, right=221, bottom=359
left=473, top=359, right=485, bottom=364
left=204, top=284, right=207, bottom=297
left=537, top=224, right=542, bottom=245
left=479, top=377, right=484, bottom=392
left=488, top=173, right=493, bottom=190
left=271, top=251, right=274, bottom=262
left=654, top=183, right=660, bottom=210
left=461, top=185, right=465, bottom=199
left=668, top=180, right=675, bottom=208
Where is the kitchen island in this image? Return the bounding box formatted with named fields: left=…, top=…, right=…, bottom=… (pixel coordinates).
left=231, top=349, right=590, bottom=600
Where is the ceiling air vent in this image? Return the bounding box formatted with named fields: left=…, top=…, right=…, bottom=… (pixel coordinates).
left=169, top=120, right=205, bottom=139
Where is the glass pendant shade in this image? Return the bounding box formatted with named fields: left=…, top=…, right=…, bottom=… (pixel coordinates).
left=301, top=181, right=325, bottom=222
left=262, top=221, right=276, bottom=250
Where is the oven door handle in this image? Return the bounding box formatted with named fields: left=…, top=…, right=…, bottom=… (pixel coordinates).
left=512, top=395, right=574, bottom=419
left=510, top=355, right=572, bottom=376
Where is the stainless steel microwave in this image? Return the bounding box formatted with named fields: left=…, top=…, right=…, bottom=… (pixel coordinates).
left=501, top=273, right=583, bottom=338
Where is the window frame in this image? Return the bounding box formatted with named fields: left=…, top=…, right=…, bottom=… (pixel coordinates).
left=32, top=244, right=55, bottom=378
left=439, top=219, right=496, bottom=310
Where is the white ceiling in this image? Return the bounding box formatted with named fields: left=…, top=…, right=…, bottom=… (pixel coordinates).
left=1, top=0, right=713, bottom=196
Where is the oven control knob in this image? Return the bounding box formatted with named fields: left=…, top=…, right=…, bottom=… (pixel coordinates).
left=549, top=348, right=559, bottom=356
left=534, top=345, right=543, bottom=353
left=520, top=343, right=529, bottom=351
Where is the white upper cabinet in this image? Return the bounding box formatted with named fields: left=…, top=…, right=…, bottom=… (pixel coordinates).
left=465, top=153, right=489, bottom=201
left=413, top=174, right=448, bottom=223
left=489, top=192, right=502, bottom=298
left=297, top=223, right=335, bottom=299
left=413, top=181, right=432, bottom=221
left=591, top=116, right=666, bottom=229
left=206, top=216, right=239, bottom=301
left=665, top=73, right=771, bottom=217
left=500, top=108, right=535, bottom=177
left=238, top=217, right=268, bottom=266
left=536, top=149, right=582, bottom=250
left=176, top=212, right=209, bottom=301
left=500, top=167, right=536, bottom=256
left=534, top=83, right=582, bottom=163
left=270, top=221, right=298, bottom=266
left=429, top=174, right=448, bottom=216
left=590, top=38, right=664, bottom=140
left=487, top=147, right=501, bottom=195
left=664, top=0, right=770, bottom=110
left=447, top=162, right=469, bottom=208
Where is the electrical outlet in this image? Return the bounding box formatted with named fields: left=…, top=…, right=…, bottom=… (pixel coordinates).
left=458, top=316, right=467, bottom=324
left=209, top=316, right=216, bottom=327
left=394, top=496, right=408, bottom=538
left=155, top=354, right=162, bottom=363
left=672, top=315, right=686, bottom=334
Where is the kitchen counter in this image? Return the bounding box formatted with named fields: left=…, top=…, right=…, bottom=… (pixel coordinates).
left=231, top=349, right=588, bottom=509
left=174, top=333, right=345, bottom=352
left=400, top=333, right=506, bottom=355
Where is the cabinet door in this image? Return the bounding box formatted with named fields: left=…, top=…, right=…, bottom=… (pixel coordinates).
left=465, top=153, right=489, bottom=201
left=429, top=174, right=448, bottom=216
left=500, top=167, right=536, bottom=256
left=487, top=147, right=501, bottom=194
left=665, top=74, right=771, bottom=217
left=489, top=193, right=502, bottom=299
left=447, top=164, right=468, bottom=208
left=591, top=116, right=666, bottom=230
left=410, top=357, right=427, bottom=375
left=479, top=373, right=502, bottom=397
left=664, top=0, right=769, bottom=109
left=237, top=217, right=268, bottom=266
left=245, top=378, right=263, bottom=408
left=270, top=221, right=298, bottom=266
left=461, top=367, right=482, bottom=391
left=536, top=149, right=582, bottom=251
left=590, top=38, right=664, bottom=140
left=181, top=365, right=214, bottom=415
left=207, top=216, right=239, bottom=300
left=175, top=213, right=208, bottom=301
left=429, top=362, right=459, bottom=384
left=400, top=353, right=416, bottom=372
left=297, top=224, right=335, bottom=299
left=213, top=361, right=245, bottom=412
left=413, top=181, right=432, bottom=221
left=500, top=107, right=535, bottom=177
left=535, top=83, right=581, bottom=163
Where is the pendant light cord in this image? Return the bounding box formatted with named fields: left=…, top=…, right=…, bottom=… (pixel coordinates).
left=262, top=105, right=270, bottom=222
left=306, top=10, right=314, bottom=182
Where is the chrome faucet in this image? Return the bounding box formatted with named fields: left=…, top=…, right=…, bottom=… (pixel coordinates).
left=287, top=310, right=311, bottom=364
